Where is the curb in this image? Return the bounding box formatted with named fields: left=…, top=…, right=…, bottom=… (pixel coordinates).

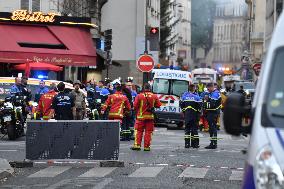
left=8, top=160, right=125, bottom=168
left=100, top=161, right=124, bottom=167
left=9, top=161, right=33, bottom=168
left=0, top=159, right=14, bottom=180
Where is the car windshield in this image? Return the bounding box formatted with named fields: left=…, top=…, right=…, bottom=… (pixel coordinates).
left=263, top=48, right=284, bottom=128
left=172, top=80, right=189, bottom=97
left=235, top=82, right=255, bottom=90
left=152, top=78, right=170, bottom=94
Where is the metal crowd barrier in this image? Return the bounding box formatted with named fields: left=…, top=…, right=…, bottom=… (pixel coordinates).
left=26, top=120, right=120, bottom=160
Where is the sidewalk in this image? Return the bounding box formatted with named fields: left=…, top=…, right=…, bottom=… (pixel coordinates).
left=0, top=158, right=14, bottom=180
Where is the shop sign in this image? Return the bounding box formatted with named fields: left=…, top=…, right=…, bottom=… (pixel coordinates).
left=11, top=10, right=57, bottom=23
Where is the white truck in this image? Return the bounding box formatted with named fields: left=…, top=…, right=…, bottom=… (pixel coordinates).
left=151, top=69, right=192, bottom=128
left=191, top=68, right=217, bottom=84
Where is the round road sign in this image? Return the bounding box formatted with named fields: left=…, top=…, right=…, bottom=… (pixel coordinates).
left=137, top=54, right=155, bottom=72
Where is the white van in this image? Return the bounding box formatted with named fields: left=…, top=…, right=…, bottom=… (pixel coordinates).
left=151, top=69, right=192, bottom=128
left=191, top=68, right=217, bottom=84
left=223, top=13, right=284, bottom=188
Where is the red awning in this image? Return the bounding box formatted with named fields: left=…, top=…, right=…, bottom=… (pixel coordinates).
left=0, top=24, right=96, bottom=66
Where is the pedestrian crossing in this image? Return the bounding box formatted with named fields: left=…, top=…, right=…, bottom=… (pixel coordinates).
left=24, top=166, right=244, bottom=181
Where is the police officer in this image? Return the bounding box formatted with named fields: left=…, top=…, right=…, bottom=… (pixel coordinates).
left=52, top=82, right=75, bottom=120
left=119, top=84, right=133, bottom=141
left=204, top=83, right=221, bottom=149
left=10, top=77, right=22, bottom=97
left=180, top=84, right=202, bottom=148
left=96, top=80, right=110, bottom=119
left=125, top=78, right=137, bottom=140
left=35, top=80, right=49, bottom=103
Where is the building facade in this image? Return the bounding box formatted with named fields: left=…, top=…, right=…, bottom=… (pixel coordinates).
left=245, top=0, right=266, bottom=64
left=166, top=0, right=191, bottom=67
left=212, top=0, right=248, bottom=71
left=264, top=0, right=284, bottom=54
left=101, top=0, right=160, bottom=84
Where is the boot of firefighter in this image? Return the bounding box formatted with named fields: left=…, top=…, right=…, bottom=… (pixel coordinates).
left=185, top=138, right=191, bottom=148
left=192, top=135, right=200, bottom=148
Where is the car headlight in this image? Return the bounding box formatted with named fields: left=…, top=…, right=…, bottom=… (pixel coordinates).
left=254, top=145, right=284, bottom=189
left=245, top=90, right=250, bottom=95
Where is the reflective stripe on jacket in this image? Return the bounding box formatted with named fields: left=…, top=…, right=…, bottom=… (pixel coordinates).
left=133, top=91, right=162, bottom=121
left=102, top=91, right=131, bottom=119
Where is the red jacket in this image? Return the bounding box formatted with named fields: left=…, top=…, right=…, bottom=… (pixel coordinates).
left=102, top=91, right=131, bottom=119
left=134, top=91, right=162, bottom=120
left=36, top=90, right=57, bottom=120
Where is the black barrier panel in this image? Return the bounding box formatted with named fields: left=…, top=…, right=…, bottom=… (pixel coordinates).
left=26, top=120, right=120, bottom=160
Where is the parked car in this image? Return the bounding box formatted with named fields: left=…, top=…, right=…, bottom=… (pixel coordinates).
left=234, top=80, right=255, bottom=104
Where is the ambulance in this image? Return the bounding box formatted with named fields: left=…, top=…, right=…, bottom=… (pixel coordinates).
left=151, top=69, right=192, bottom=128
left=223, top=12, right=284, bottom=189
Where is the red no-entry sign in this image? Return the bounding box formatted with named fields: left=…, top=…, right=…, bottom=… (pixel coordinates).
left=137, top=54, right=155, bottom=72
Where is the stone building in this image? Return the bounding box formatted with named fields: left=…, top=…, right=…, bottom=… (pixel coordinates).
left=212, top=0, right=248, bottom=72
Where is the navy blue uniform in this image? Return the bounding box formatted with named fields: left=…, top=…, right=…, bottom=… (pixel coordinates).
left=52, top=92, right=75, bottom=120
left=35, top=87, right=49, bottom=103
left=205, top=89, right=221, bottom=147
left=180, top=92, right=202, bottom=148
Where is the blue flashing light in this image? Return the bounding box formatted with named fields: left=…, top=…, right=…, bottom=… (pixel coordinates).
left=37, top=75, right=48, bottom=79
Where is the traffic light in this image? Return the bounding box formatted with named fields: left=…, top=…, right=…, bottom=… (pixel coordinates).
left=150, top=27, right=159, bottom=35
left=104, top=29, right=112, bottom=51
left=149, top=27, right=159, bottom=51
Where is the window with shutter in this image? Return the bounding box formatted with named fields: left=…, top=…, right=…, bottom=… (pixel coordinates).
left=32, top=0, right=41, bottom=11
left=21, top=0, right=30, bottom=10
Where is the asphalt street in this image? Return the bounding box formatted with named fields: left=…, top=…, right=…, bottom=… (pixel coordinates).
left=0, top=126, right=249, bottom=189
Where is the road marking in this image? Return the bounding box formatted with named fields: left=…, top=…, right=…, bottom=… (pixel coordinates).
left=190, top=156, right=200, bottom=158
left=129, top=167, right=164, bottom=177
left=0, top=150, right=17, bottom=152
left=156, top=164, right=168, bottom=166
left=28, top=166, right=71, bottom=178
left=237, top=168, right=244, bottom=170
left=135, top=163, right=145, bottom=165
left=93, top=178, right=114, bottom=189
left=79, top=167, right=116, bottom=177
left=178, top=167, right=208, bottom=178
left=221, top=167, right=228, bottom=169
left=229, top=170, right=244, bottom=181
left=214, top=180, right=221, bottom=182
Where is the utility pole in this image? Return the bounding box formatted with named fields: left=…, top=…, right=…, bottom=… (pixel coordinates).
left=248, top=1, right=253, bottom=52
left=143, top=0, right=149, bottom=85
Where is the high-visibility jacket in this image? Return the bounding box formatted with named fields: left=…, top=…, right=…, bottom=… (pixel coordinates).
left=133, top=91, right=162, bottom=121
left=36, top=90, right=57, bottom=120
left=198, top=83, right=204, bottom=93
left=102, top=91, right=131, bottom=119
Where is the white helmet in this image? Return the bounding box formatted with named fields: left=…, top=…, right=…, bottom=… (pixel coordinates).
left=112, top=79, right=121, bottom=85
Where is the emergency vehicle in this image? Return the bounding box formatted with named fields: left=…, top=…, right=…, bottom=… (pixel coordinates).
left=151, top=69, right=192, bottom=128
left=192, top=68, right=217, bottom=84
left=223, top=12, right=284, bottom=189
